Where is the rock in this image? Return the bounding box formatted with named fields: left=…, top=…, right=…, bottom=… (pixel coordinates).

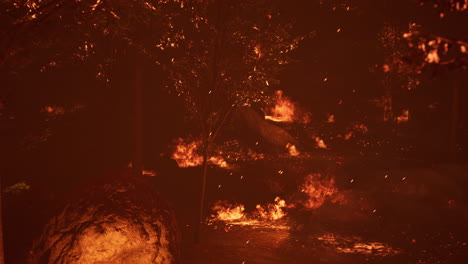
left=29, top=172, right=180, bottom=264
left=235, top=106, right=298, bottom=150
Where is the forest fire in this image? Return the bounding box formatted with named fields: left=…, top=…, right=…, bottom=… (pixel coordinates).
left=211, top=197, right=287, bottom=224
left=255, top=197, right=287, bottom=221
left=301, top=174, right=337, bottom=209
left=265, top=90, right=296, bottom=122
left=171, top=138, right=228, bottom=168
left=3, top=0, right=468, bottom=263
left=286, top=143, right=300, bottom=156
left=211, top=201, right=246, bottom=221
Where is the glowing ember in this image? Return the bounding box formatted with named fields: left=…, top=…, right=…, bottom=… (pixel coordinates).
left=426, top=49, right=440, bottom=63
left=142, top=169, right=157, bottom=176
left=317, top=233, right=401, bottom=256
left=314, top=137, right=328, bottom=149
left=171, top=138, right=229, bottom=168
left=301, top=174, right=337, bottom=209
left=212, top=201, right=245, bottom=221
left=286, top=143, right=300, bottom=156
left=265, top=90, right=295, bottom=122
left=396, top=109, right=409, bottom=123
left=326, top=113, right=335, bottom=123
left=42, top=105, right=65, bottom=115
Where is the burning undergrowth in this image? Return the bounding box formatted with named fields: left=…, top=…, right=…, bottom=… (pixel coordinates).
left=210, top=196, right=288, bottom=227
left=171, top=138, right=229, bottom=168
left=209, top=173, right=341, bottom=229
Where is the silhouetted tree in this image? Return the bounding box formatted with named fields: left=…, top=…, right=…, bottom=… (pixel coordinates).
left=160, top=0, right=305, bottom=242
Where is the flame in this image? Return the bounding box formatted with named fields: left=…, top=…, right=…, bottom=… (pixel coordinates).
left=265, top=90, right=295, bottom=122
left=301, top=174, right=337, bottom=209
left=317, top=233, right=400, bottom=256
left=396, top=109, right=409, bottom=123
left=212, top=201, right=245, bottom=221
left=255, top=197, right=287, bottom=220
left=326, top=113, right=335, bottom=123
left=172, top=139, right=203, bottom=167
left=208, top=156, right=228, bottom=168
left=286, top=143, right=300, bottom=156
left=426, top=49, right=440, bottom=63
left=344, top=132, right=353, bottom=140
left=172, top=138, right=229, bottom=168
left=314, top=137, right=328, bottom=149
left=342, top=123, right=368, bottom=140
left=42, top=105, right=65, bottom=116
left=211, top=197, right=287, bottom=224
left=142, top=169, right=157, bottom=177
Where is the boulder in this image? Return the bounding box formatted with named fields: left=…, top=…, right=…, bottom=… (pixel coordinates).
left=29, top=172, right=180, bottom=264
left=235, top=106, right=298, bottom=150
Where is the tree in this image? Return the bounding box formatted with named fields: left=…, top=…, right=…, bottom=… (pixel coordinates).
left=160, top=0, right=305, bottom=242
left=0, top=1, right=178, bottom=261
left=387, top=1, right=468, bottom=159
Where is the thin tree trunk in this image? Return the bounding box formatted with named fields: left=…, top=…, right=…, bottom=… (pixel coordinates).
left=449, top=69, right=461, bottom=160
left=194, top=139, right=209, bottom=243
left=0, top=180, right=5, bottom=264
left=133, top=56, right=143, bottom=175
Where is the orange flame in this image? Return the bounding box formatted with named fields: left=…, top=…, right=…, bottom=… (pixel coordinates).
left=255, top=197, right=287, bottom=220
left=317, top=233, right=401, bottom=256
left=172, top=139, right=203, bottom=167
left=286, top=143, right=300, bottom=156
left=172, top=138, right=229, bottom=168
left=265, top=90, right=295, bottom=122
left=314, top=137, right=328, bottom=149
left=301, top=174, right=337, bottom=209
left=396, top=109, right=409, bottom=123
left=211, top=201, right=245, bottom=221
left=211, top=197, right=287, bottom=224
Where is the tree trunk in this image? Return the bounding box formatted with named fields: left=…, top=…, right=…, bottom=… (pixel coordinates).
left=194, top=139, right=209, bottom=244
left=133, top=55, right=143, bottom=175
left=0, top=181, right=5, bottom=264
left=449, top=69, right=461, bottom=160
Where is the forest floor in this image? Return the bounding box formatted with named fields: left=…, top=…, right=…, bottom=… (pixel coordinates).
left=181, top=219, right=466, bottom=264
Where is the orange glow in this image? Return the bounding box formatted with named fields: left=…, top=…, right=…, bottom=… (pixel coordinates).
left=301, top=174, right=337, bottom=209
left=317, top=233, right=401, bottom=256
left=255, top=197, right=287, bottom=221
left=172, top=138, right=229, bottom=168
left=208, top=156, right=228, bottom=168
left=265, top=90, right=295, bottom=122
left=212, top=201, right=245, bottom=221
left=396, top=109, right=409, bottom=123
left=286, top=143, right=300, bottom=156
left=211, top=197, right=287, bottom=225
left=172, top=138, right=203, bottom=167
left=142, top=169, right=157, bottom=177
left=42, top=105, right=65, bottom=115
left=314, top=137, right=328, bottom=149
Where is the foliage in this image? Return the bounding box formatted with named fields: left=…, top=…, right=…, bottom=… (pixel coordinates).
left=3, top=181, right=31, bottom=195
left=1, top=0, right=175, bottom=77
left=161, top=0, right=306, bottom=136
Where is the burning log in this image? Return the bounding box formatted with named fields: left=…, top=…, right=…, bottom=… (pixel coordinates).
left=29, top=172, right=180, bottom=264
